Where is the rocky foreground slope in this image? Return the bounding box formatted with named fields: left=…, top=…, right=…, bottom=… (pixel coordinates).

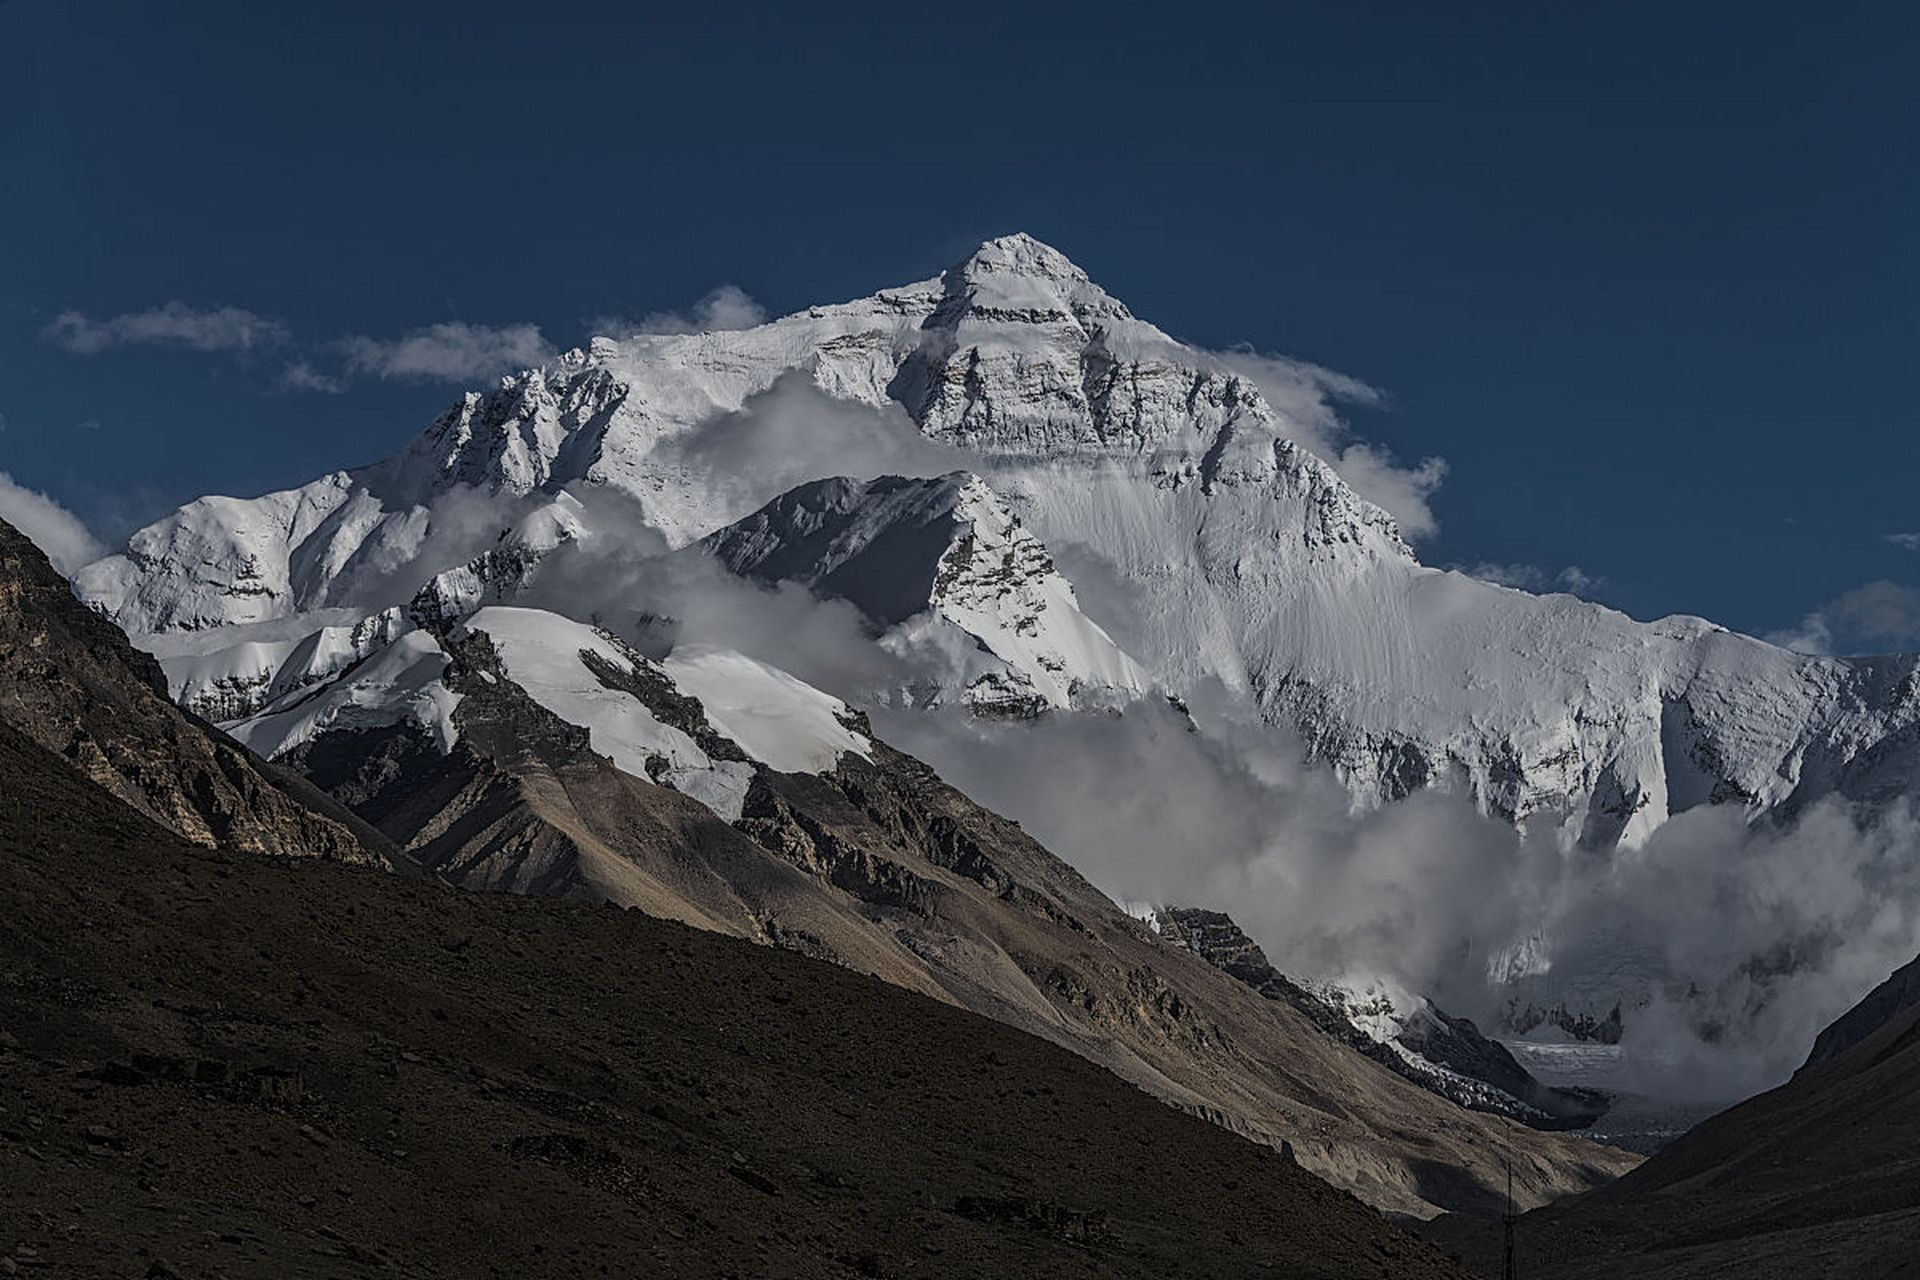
left=0, top=714, right=1482, bottom=1280
left=0, top=521, right=378, bottom=862
left=226, top=604, right=1634, bottom=1217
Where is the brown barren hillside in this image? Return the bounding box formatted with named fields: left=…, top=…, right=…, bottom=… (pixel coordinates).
left=0, top=715, right=1481, bottom=1279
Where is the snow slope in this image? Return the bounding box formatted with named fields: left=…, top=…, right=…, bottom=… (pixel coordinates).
left=228, top=628, right=461, bottom=761
left=661, top=645, right=873, bottom=774
left=216, top=604, right=868, bottom=824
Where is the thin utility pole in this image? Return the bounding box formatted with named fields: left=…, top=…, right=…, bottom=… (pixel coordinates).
left=1502, top=1157, right=1518, bottom=1280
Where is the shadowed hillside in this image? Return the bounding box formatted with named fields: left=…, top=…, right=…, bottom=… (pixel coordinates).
left=0, top=715, right=1478, bottom=1278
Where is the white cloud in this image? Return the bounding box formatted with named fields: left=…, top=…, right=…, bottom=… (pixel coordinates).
left=43, top=302, right=287, bottom=355
left=1766, top=612, right=1834, bottom=656
left=1461, top=561, right=1604, bottom=596
left=1886, top=532, right=1920, bottom=552
left=339, top=322, right=555, bottom=383
left=1211, top=348, right=1448, bottom=541
left=873, top=686, right=1920, bottom=1104
left=592, top=285, right=769, bottom=339
left=0, top=471, right=105, bottom=573
left=649, top=369, right=970, bottom=518
left=1768, top=580, right=1920, bottom=656
left=278, top=361, right=346, bottom=394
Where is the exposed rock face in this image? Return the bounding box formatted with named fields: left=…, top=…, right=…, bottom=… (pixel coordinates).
left=1156, top=908, right=1601, bottom=1130
left=0, top=519, right=376, bottom=862
left=703, top=471, right=1146, bottom=712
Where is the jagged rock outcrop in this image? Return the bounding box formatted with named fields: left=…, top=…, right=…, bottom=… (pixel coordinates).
left=1156, top=908, right=1602, bottom=1129
left=703, top=472, right=1146, bottom=712
left=0, top=519, right=378, bottom=861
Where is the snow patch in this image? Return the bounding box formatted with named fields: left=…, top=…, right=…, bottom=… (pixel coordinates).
left=459, top=607, right=754, bottom=820
left=228, top=628, right=460, bottom=760
left=663, top=645, right=872, bottom=774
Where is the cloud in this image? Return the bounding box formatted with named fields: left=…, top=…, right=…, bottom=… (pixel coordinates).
left=1766, top=613, right=1832, bottom=656
left=1827, top=581, right=1920, bottom=649
left=1768, top=581, right=1920, bottom=656
left=1210, top=348, right=1448, bottom=541
left=1528, top=798, right=1920, bottom=1101
left=648, top=369, right=971, bottom=523
left=340, top=322, right=555, bottom=383
left=1886, top=532, right=1920, bottom=552
left=593, top=285, right=769, bottom=339
left=1460, top=561, right=1604, bottom=596
left=865, top=683, right=1920, bottom=1105
left=278, top=361, right=345, bottom=394
left=0, top=471, right=105, bottom=573
left=42, top=303, right=287, bottom=355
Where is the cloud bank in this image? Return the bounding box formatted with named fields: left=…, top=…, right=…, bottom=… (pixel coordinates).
left=649, top=370, right=971, bottom=519
left=340, top=322, right=557, bottom=383
left=593, top=285, right=769, bottom=339
left=1461, top=561, right=1604, bottom=596
left=43, top=303, right=287, bottom=355
left=0, top=471, right=105, bottom=573
left=869, top=689, right=1920, bottom=1103
left=1768, top=580, right=1920, bottom=656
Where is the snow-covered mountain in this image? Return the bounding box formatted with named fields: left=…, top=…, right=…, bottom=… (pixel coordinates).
left=70, top=233, right=1920, bottom=1073
left=78, top=232, right=1920, bottom=853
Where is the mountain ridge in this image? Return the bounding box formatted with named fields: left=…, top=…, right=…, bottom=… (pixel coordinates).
left=63, top=232, right=1920, bottom=1050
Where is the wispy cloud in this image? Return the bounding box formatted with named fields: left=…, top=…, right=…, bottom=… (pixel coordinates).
left=0, top=470, right=105, bottom=573
left=1886, top=532, right=1920, bottom=552
left=592, top=285, right=768, bottom=339
left=42, top=302, right=287, bottom=355
left=339, top=322, right=555, bottom=383
left=1460, top=561, right=1604, bottom=596
left=277, top=361, right=346, bottom=394
left=1768, top=580, right=1920, bottom=656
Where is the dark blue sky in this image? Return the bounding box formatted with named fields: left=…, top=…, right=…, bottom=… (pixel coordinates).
left=3, top=1, right=1916, bottom=646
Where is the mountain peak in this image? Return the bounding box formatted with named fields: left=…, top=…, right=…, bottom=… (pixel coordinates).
left=956, top=232, right=1089, bottom=281
left=938, top=233, right=1134, bottom=326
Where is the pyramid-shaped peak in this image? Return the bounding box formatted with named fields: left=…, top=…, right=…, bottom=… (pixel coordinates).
left=961, top=233, right=1090, bottom=280
left=942, top=233, right=1134, bottom=323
